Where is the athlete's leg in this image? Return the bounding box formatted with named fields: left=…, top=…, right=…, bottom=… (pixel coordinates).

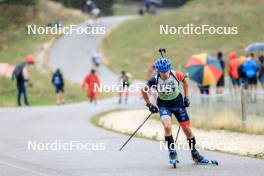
left=181, top=124, right=197, bottom=150
left=162, top=118, right=177, bottom=160
left=173, top=106, right=205, bottom=163
left=162, top=118, right=172, bottom=136
left=160, top=108, right=174, bottom=150
left=159, top=107, right=177, bottom=160
left=177, top=121, right=197, bottom=151
left=181, top=123, right=205, bottom=162
left=181, top=124, right=193, bottom=139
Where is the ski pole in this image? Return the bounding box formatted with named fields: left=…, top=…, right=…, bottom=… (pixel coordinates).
left=174, top=125, right=181, bottom=143
left=158, top=48, right=166, bottom=58
left=119, top=113, right=153, bottom=151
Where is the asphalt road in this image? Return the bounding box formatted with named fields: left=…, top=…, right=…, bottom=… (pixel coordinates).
left=49, top=16, right=135, bottom=85
left=0, top=16, right=263, bottom=176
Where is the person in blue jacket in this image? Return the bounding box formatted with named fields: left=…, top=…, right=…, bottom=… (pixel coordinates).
left=242, top=53, right=259, bottom=101
left=52, top=69, right=65, bottom=105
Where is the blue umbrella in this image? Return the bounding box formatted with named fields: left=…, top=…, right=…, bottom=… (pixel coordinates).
left=245, top=43, right=264, bottom=51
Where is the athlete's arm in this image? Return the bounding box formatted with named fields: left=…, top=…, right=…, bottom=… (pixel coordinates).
left=141, top=85, right=159, bottom=113
left=142, top=76, right=156, bottom=105
left=182, top=77, right=190, bottom=107
left=175, top=71, right=188, bottom=97
left=183, top=78, right=188, bottom=97
left=141, top=85, right=151, bottom=105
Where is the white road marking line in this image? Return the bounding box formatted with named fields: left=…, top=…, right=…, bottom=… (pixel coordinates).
left=0, top=160, right=49, bottom=176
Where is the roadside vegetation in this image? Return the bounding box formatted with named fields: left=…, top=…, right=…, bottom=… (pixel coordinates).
left=102, top=0, right=264, bottom=79
left=0, top=0, right=87, bottom=106
left=152, top=113, right=264, bottom=135
left=91, top=109, right=264, bottom=160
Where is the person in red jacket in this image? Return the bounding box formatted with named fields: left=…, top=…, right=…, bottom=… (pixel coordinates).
left=82, top=69, right=101, bottom=104
left=228, top=52, right=241, bottom=91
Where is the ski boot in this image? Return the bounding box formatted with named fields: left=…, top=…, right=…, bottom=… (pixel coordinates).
left=169, top=150, right=179, bottom=168
left=191, top=150, right=218, bottom=165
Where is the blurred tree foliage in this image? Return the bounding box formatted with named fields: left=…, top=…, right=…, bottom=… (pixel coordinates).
left=124, top=0, right=189, bottom=6
left=96, top=0, right=114, bottom=15
left=52, top=0, right=114, bottom=15
left=0, top=0, right=38, bottom=5
left=163, top=0, right=189, bottom=6
left=0, top=1, right=37, bottom=45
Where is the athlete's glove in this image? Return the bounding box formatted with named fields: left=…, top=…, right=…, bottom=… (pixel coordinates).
left=146, top=103, right=159, bottom=113
left=184, top=96, right=190, bottom=107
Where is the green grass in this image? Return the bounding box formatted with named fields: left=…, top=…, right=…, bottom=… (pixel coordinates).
left=102, top=0, right=264, bottom=79
left=112, top=2, right=141, bottom=16
left=0, top=71, right=86, bottom=106
left=0, top=1, right=89, bottom=106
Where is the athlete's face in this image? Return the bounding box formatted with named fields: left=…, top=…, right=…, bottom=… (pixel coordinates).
left=159, top=71, right=170, bottom=80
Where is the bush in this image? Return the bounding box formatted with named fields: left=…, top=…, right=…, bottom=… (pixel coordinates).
left=95, top=0, right=113, bottom=15
left=0, top=0, right=38, bottom=5
left=162, top=0, right=189, bottom=6
left=52, top=0, right=113, bottom=15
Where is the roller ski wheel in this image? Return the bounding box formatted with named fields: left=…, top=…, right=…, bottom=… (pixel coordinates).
left=192, top=150, right=218, bottom=166
left=195, top=158, right=219, bottom=166
left=170, top=159, right=177, bottom=168
left=169, top=150, right=179, bottom=169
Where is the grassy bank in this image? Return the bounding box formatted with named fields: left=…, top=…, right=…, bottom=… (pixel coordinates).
left=102, top=0, right=264, bottom=79
left=0, top=0, right=88, bottom=106
left=91, top=109, right=264, bottom=160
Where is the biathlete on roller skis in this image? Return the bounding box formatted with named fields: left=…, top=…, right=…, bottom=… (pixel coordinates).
left=140, top=48, right=218, bottom=168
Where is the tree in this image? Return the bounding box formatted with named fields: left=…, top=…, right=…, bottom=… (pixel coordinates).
left=51, top=0, right=114, bottom=16
left=0, top=0, right=38, bottom=5
left=95, top=0, right=113, bottom=16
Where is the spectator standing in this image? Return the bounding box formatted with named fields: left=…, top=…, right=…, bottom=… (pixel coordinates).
left=238, top=60, right=248, bottom=89
left=82, top=69, right=101, bottom=105
left=197, top=84, right=210, bottom=104
left=118, top=70, right=132, bottom=104
left=216, top=51, right=225, bottom=94
left=52, top=69, right=65, bottom=105
left=12, top=55, right=34, bottom=106
left=228, top=52, right=241, bottom=91
left=242, top=53, right=259, bottom=102
left=258, top=55, right=264, bottom=89
left=198, top=84, right=210, bottom=95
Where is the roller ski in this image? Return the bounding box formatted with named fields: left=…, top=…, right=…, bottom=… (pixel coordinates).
left=191, top=150, right=218, bottom=166
left=169, top=150, right=179, bottom=168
